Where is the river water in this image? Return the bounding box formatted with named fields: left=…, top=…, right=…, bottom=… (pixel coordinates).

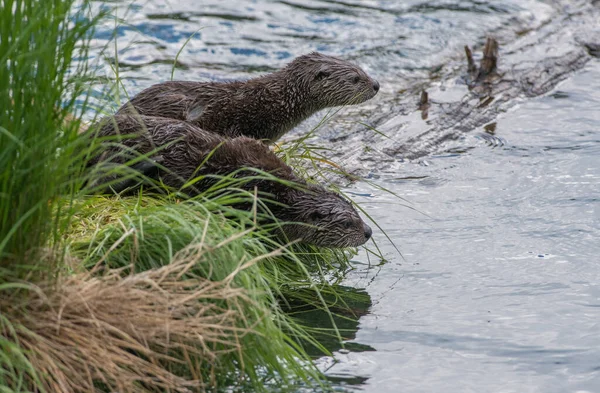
left=91, top=1, right=600, bottom=392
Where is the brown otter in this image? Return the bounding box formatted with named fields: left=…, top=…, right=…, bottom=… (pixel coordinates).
left=116, top=52, right=379, bottom=143
left=86, top=115, right=372, bottom=248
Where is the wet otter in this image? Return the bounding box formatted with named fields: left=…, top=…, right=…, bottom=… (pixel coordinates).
left=116, top=52, right=379, bottom=143
left=87, top=115, right=372, bottom=248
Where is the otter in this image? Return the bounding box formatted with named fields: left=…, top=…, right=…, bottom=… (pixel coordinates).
left=116, top=52, right=379, bottom=143
left=86, top=115, right=372, bottom=248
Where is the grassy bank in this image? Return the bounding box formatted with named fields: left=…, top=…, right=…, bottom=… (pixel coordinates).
left=0, top=0, right=371, bottom=391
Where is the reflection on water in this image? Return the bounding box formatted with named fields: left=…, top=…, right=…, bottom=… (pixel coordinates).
left=89, top=1, right=600, bottom=392
left=286, top=284, right=375, bottom=357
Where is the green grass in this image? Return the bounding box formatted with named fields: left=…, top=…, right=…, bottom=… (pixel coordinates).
left=62, top=189, right=364, bottom=387
left=0, top=0, right=99, bottom=390
left=65, top=194, right=326, bottom=388
left=0, top=0, right=97, bottom=277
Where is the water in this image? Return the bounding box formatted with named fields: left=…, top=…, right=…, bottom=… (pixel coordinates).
left=332, top=62, right=600, bottom=392
left=90, top=1, right=600, bottom=391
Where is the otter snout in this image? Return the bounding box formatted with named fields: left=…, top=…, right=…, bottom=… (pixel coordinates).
left=364, top=223, right=372, bottom=240
left=372, top=79, right=380, bottom=93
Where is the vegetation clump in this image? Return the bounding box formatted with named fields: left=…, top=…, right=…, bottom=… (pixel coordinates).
left=0, top=0, right=373, bottom=391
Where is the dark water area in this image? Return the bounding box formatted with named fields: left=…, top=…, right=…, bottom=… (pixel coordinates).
left=90, top=1, right=600, bottom=392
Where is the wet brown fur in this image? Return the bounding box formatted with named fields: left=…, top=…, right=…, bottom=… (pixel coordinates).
left=87, top=115, right=372, bottom=248
left=116, top=52, right=379, bottom=143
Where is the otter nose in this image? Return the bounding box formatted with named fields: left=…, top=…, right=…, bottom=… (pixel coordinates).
left=372, top=79, right=380, bottom=92
left=364, top=224, right=372, bottom=240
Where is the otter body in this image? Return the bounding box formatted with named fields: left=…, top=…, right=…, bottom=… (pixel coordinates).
left=87, top=115, right=372, bottom=248
left=116, top=52, right=379, bottom=143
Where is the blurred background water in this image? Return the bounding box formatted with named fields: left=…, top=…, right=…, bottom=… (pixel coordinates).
left=89, top=1, right=600, bottom=392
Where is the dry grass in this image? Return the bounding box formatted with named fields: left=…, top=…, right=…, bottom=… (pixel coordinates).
left=1, top=243, right=268, bottom=393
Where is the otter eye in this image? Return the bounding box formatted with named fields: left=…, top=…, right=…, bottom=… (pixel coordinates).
left=315, top=70, right=330, bottom=81
left=352, top=75, right=360, bottom=84
left=342, top=220, right=354, bottom=229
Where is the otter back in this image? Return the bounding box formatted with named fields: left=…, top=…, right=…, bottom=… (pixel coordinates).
left=116, top=52, right=379, bottom=143
left=86, top=115, right=372, bottom=248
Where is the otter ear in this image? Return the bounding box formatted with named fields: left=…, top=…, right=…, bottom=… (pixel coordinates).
left=314, top=70, right=330, bottom=81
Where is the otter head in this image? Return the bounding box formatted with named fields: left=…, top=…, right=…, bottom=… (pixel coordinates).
left=285, top=52, right=379, bottom=110
left=274, top=184, right=372, bottom=248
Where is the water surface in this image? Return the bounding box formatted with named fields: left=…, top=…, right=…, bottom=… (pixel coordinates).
left=331, top=60, right=600, bottom=393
